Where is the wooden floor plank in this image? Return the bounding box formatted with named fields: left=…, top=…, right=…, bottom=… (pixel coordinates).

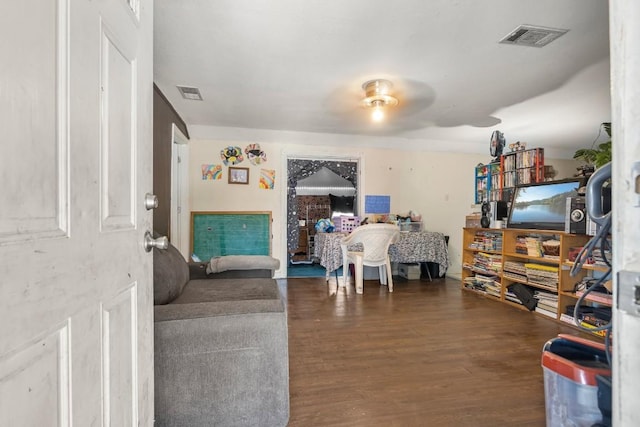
left=286, top=276, right=593, bottom=427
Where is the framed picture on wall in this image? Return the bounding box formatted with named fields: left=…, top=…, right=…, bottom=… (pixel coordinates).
left=228, top=167, right=249, bottom=184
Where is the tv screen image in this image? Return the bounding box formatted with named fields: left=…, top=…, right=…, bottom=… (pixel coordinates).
left=507, top=179, right=583, bottom=231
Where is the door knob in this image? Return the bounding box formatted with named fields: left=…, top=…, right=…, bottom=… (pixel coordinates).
left=144, top=193, right=159, bottom=210
left=144, top=231, right=168, bottom=252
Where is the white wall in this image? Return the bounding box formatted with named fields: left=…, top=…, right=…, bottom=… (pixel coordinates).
left=188, top=128, right=580, bottom=279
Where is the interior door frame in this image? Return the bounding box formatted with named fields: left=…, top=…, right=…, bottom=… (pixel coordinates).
left=170, top=123, right=190, bottom=260
left=280, top=151, right=364, bottom=276
left=610, top=0, right=640, bottom=423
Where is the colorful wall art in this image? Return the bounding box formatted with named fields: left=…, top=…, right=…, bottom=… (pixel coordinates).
left=259, top=169, right=276, bottom=190
left=245, top=143, right=267, bottom=165
left=202, top=164, right=222, bottom=180
left=220, top=146, right=244, bottom=165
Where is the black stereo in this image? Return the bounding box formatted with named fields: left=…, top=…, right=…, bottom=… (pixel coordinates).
left=565, top=196, right=586, bottom=234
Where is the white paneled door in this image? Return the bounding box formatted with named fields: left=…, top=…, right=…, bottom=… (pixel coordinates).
left=0, top=0, right=154, bottom=425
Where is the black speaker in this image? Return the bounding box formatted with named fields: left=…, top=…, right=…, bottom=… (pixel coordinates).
left=480, top=202, right=490, bottom=228
left=565, top=196, right=587, bottom=234
left=480, top=201, right=508, bottom=228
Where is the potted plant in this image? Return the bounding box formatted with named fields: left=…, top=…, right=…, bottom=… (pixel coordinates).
left=573, top=122, right=612, bottom=168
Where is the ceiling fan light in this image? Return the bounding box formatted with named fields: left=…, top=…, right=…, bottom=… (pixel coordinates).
left=361, top=79, right=399, bottom=108
left=371, top=103, right=385, bottom=122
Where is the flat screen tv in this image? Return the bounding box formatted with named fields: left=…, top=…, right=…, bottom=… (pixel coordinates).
left=506, top=178, right=584, bottom=231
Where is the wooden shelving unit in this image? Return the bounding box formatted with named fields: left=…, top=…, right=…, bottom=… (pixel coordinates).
left=461, top=227, right=610, bottom=338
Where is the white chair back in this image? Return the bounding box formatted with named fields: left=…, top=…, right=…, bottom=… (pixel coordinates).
left=340, top=224, right=400, bottom=293
left=342, top=224, right=400, bottom=264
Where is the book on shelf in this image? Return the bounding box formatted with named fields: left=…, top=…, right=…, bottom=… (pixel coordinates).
left=537, top=302, right=557, bottom=313
left=567, top=245, right=612, bottom=268
left=534, top=306, right=557, bottom=319
left=469, top=232, right=503, bottom=252
left=559, top=313, right=577, bottom=326
left=504, top=260, right=526, bottom=274
left=582, top=313, right=610, bottom=328
left=575, top=290, right=613, bottom=305
left=503, top=272, right=528, bottom=282
left=533, top=290, right=557, bottom=302
left=524, top=263, right=559, bottom=273
left=579, top=322, right=607, bottom=337
left=463, top=274, right=497, bottom=293
left=535, top=292, right=557, bottom=306
left=484, top=279, right=502, bottom=298
left=525, top=237, right=544, bottom=257
left=524, top=263, right=558, bottom=291
left=504, top=295, right=522, bottom=305
left=469, top=252, right=502, bottom=275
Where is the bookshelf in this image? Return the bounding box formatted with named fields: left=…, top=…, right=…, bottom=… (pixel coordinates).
left=499, top=148, right=545, bottom=202
left=474, top=162, right=501, bottom=203
left=462, top=227, right=610, bottom=338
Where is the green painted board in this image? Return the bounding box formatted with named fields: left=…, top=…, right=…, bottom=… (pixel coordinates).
left=191, top=212, right=271, bottom=261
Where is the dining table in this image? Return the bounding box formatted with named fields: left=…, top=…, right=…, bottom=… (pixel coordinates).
left=313, top=230, right=449, bottom=281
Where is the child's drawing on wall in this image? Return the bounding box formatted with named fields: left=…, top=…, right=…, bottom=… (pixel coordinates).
left=259, top=169, right=275, bottom=189
left=202, top=164, right=222, bottom=180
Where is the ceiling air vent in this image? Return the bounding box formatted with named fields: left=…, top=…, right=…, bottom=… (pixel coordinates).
left=177, top=85, right=203, bottom=101
left=499, top=25, right=568, bottom=48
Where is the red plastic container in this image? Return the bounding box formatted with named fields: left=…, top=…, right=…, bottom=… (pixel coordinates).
left=541, top=334, right=610, bottom=427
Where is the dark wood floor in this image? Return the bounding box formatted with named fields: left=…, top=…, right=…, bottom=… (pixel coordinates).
left=285, top=276, right=590, bottom=427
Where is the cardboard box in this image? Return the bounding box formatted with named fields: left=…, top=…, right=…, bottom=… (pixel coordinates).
left=465, top=214, right=481, bottom=228
left=398, top=263, right=421, bottom=280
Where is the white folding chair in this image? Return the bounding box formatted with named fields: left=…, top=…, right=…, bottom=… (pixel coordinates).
left=340, top=224, right=400, bottom=294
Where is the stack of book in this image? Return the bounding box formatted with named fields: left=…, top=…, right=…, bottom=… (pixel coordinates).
left=515, top=236, right=528, bottom=255
left=525, top=263, right=558, bottom=291
left=591, top=247, right=612, bottom=267
left=579, top=313, right=608, bottom=337
left=472, top=252, right=502, bottom=275
left=463, top=274, right=497, bottom=293
left=503, top=260, right=527, bottom=282
left=514, top=235, right=546, bottom=257
left=533, top=291, right=558, bottom=318
left=469, top=231, right=503, bottom=252
left=504, top=287, right=523, bottom=305
left=560, top=305, right=612, bottom=337
left=484, top=279, right=502, bottom=298
left=525, top=237, right=544, bottom=257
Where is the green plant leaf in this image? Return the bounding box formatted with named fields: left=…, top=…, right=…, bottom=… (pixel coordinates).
left=597, top=141, right=612, bottom=151
left=574, top=124, right=612, bottom=167
left=573, top=148, right=598, bottom=164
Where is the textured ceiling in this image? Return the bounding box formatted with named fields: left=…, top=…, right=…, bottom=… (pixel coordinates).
left=154, top=0, right=611, bottom=158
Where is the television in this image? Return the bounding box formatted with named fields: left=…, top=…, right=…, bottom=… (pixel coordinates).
left=506, top=178, right=584, bottom=231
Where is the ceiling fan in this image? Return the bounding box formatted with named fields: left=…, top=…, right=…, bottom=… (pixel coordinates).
left=326, top=76, right=435, bottom=128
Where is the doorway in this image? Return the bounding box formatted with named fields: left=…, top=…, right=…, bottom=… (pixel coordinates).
left=285, top=157, right=360, bottom=278
left=170, top=124, right=190, bottom=260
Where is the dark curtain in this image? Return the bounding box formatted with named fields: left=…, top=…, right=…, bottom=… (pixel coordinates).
left=287, top=159, right=358, bottom=251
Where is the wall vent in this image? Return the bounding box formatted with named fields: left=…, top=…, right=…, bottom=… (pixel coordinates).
left=499, top=25, right=568, bottom=48
left=177, top=85, right=203, bottom=100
